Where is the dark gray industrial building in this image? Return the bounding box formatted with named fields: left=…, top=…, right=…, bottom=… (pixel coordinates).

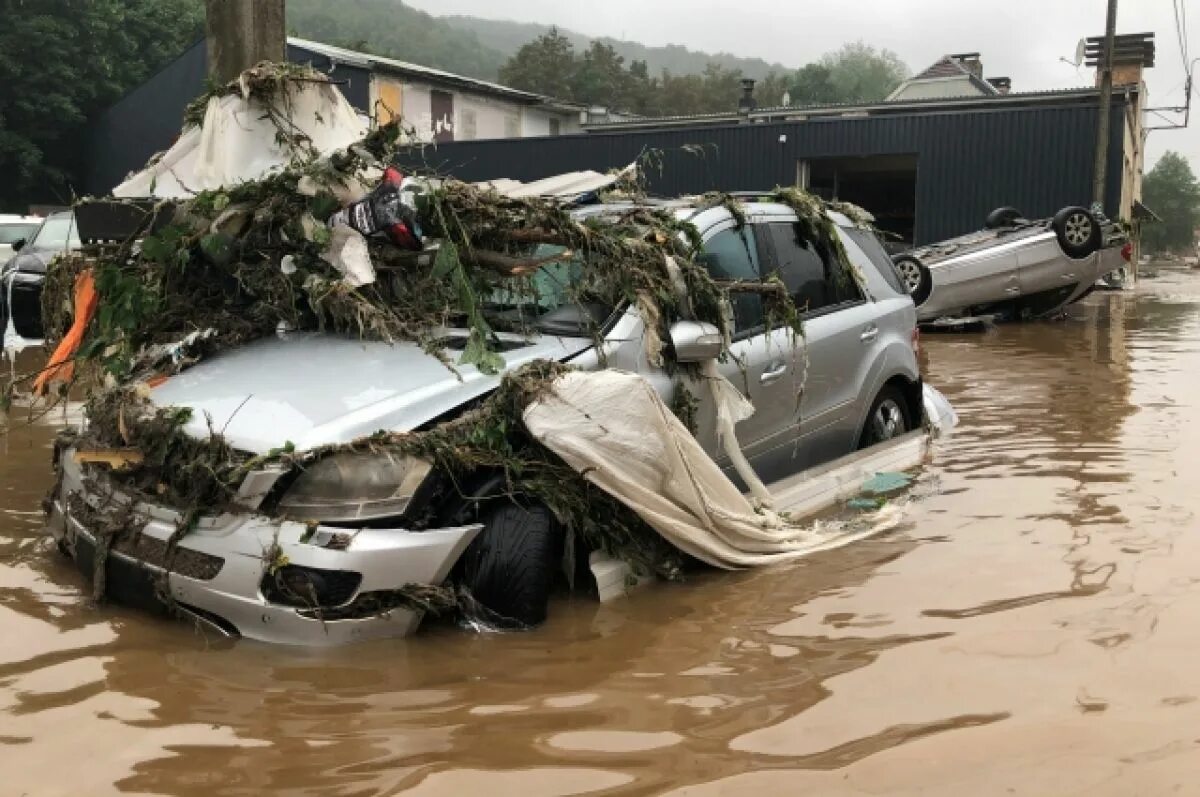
left=88, top=47, right=1149, bottom=247
left=404, top=87, right=1142, bottom=246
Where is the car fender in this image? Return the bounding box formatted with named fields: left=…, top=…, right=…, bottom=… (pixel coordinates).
left=850, top=336, right=922, bottom=438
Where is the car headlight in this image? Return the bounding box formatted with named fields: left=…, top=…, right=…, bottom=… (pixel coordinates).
left=277, top=452, right=431, bottom=522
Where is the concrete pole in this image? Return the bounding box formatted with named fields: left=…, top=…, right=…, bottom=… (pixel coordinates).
left=205, top=0, right=287, bottom=84
left=1091, top=0, right=1118, bottom=209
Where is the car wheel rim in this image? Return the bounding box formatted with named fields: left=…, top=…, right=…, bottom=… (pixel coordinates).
left=896, top=261, right=922, bottom=293
left=1065, top=214, right=1091, bottom=246
left=870, top=399, right=905, bottom=443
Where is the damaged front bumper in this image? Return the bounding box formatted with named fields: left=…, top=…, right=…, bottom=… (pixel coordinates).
left=47, top=451, right=482, bottom=646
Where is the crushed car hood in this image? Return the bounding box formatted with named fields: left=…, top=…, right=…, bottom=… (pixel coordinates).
left=148, top=332, right=592, bottom=454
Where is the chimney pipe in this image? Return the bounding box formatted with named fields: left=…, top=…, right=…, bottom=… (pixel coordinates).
left=738, top=78, right=757, bottom=114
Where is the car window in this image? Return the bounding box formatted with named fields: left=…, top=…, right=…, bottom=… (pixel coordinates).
left=697, top=226, right=763, bottom=334
left=29, top=215, right=80, bottom=250
left=0, top=223, right=39, bottom=245
left=845, top=228, right=906, bottom=294
left=763, top=222, right=862, bottom=313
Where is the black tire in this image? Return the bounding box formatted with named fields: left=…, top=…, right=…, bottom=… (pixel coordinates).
left=985, top=206, right=1024, bottom=229
left=457, top=502, right=561, bottom=627
left=1052, top=206, right=1101, bottom=258
left=858, top=385, right=913, bottom=450
left=892, top=255, right=932, bottom=305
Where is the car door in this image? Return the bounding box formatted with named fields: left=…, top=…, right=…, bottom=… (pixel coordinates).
left=1017, top=232, right=1092, bottom=299
left=690, top=222, right=801, bottom=479
left=757, top=220, right=878, bottom=468
left=936, top=246, right=1020, bottom=312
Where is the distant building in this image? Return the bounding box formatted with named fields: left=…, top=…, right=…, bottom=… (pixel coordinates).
left=887, top=53, right=1010, bottom=100
left=84, top=37, right=614, bottom=195
left=405, top=43, right=1154, bottom=247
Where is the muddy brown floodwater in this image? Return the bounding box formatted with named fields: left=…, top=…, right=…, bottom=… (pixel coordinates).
left=4, top=270, right=1200, bottom=796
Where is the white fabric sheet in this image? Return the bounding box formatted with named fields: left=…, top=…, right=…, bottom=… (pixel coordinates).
left=523, top=370, right=896, bottom=569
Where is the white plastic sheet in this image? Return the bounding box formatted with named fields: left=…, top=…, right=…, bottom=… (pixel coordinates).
left=113, top=81, right=367, bottom=198
left=523, top=370, right=900, bottom=569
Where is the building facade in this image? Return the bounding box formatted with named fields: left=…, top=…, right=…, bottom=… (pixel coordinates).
left=84, top=38, right=587, bottom=196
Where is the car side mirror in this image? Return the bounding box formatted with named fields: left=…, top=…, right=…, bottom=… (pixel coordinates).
left=670, top=320, right=723, bottom=363
left=11, top=238, right=25, bottom=252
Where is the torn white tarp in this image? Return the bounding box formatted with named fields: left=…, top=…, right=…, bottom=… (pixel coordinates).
left=523, top=370, right=893, bottom=569
left=113, top=80, right=368, bottom=199
left=476, top=162, right=637, bottom=200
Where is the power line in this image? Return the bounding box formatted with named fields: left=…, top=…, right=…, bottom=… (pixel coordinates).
left=1172, top=0, right=1189, bottom=69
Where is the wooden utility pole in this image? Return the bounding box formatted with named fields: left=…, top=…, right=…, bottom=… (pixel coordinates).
left=1091, top=0, right=1119, bottom=208
left=205, top=0, right=287, bottom=83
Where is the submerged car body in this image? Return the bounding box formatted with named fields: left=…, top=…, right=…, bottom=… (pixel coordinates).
left=893, top=206, right=1129, bottom=323
left=48, top=200, right=929, bottom=645
left=1, top=211, right=79, bottom=343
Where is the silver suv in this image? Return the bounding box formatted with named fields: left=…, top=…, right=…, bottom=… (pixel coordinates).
left=48, top=199, right=923, bottom=645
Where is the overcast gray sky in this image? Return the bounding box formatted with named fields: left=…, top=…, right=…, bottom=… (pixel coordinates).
left=408, top=0, right=1197, bottom=171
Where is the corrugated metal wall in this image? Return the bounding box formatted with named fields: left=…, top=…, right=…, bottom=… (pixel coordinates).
left=401, top=100, right=1128, bottom=244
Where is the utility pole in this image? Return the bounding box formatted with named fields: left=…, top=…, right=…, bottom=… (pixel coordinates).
left=1091, top=0, right=1119, bottom=209
left=205, top=0, right=287, bottom=84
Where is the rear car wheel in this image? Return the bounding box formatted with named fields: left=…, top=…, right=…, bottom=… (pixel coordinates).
left=892, top=255, right=932, bottom=305
left=859, top=385, right=913, bottom=449
left=985, top=206, right=1024, bottom=229
left=457, top=502, right=561, bottom=627
left=1052, top=206, right=1101, bottom=259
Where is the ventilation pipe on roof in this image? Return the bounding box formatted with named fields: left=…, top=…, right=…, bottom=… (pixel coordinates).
left=738, top=79, right=757, bottom=115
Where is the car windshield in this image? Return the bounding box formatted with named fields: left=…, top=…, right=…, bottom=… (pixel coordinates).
left=29, top=214, right=80, bottom=250
left=0, top=223, right=39, bottom=245
left=485, top=244, right=611, bottom=336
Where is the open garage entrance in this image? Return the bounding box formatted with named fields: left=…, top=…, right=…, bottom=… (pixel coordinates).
left=800, top=154, right=919, bottom=248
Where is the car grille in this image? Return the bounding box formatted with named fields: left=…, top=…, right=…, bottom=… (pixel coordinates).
left=67, top=494, right=224, bottom=581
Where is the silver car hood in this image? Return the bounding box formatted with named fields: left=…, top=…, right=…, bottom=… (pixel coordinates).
left=148, top=332, right=592, bottom=454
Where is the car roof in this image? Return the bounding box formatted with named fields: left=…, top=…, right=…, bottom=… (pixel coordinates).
left=0, top=214, right=41, bottom=224
left=569, top=199, right=852, bottom=230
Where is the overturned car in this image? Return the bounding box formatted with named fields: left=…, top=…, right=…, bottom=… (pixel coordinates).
left=892, top=205, right=1131, bottom=323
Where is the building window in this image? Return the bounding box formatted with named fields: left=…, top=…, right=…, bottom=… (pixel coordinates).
left=549, top=118, right=561, bottom=136
left=461, top=109, right=477, bottom=140
left=504, top=115, right=520, bottom=138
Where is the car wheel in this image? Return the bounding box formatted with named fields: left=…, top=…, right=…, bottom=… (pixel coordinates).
left=858, top=385, right=913, bottom=449
left=457, top=502, right=561, bottom=628
left=985, top=206, right=1024, bottom=229
left=1052, top=206, right=1101, bottom=258
left=892, top=255, right=932, bottom=304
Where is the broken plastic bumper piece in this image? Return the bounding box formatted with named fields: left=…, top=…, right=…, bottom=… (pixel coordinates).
left=47, top=451, right=481, bottom=646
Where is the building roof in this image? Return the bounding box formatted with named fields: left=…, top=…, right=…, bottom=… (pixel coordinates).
left=289, top=37, right=584, bottom=111
left=888, top=54, right=1000, bottom=100
left=581, top=86, right=1137, bottom=133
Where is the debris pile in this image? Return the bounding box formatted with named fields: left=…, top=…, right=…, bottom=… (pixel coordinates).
left=20, top=62, right=879, bottom=608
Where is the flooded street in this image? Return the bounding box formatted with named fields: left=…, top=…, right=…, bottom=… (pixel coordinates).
left=5, top=270, right=1200, bottom=796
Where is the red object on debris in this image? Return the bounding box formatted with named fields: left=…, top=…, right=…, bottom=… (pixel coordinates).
left=1121, top=242, right=1132, bottom=262
left=328, top=167, right=423, bottom=250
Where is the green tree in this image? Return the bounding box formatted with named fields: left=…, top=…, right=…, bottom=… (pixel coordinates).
left=571, top=42, right=634, bottom=108
left=1141, top=152, right=1200, bottom=254
left=820, top=41, right=909, bottom=102
left=287, top=0, right=508, bottom=81
left=789, top=63, right=840, bottom=105
left=498, top=27, right=576, bottom=101
left=0, top=0, right=204, bottom=210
